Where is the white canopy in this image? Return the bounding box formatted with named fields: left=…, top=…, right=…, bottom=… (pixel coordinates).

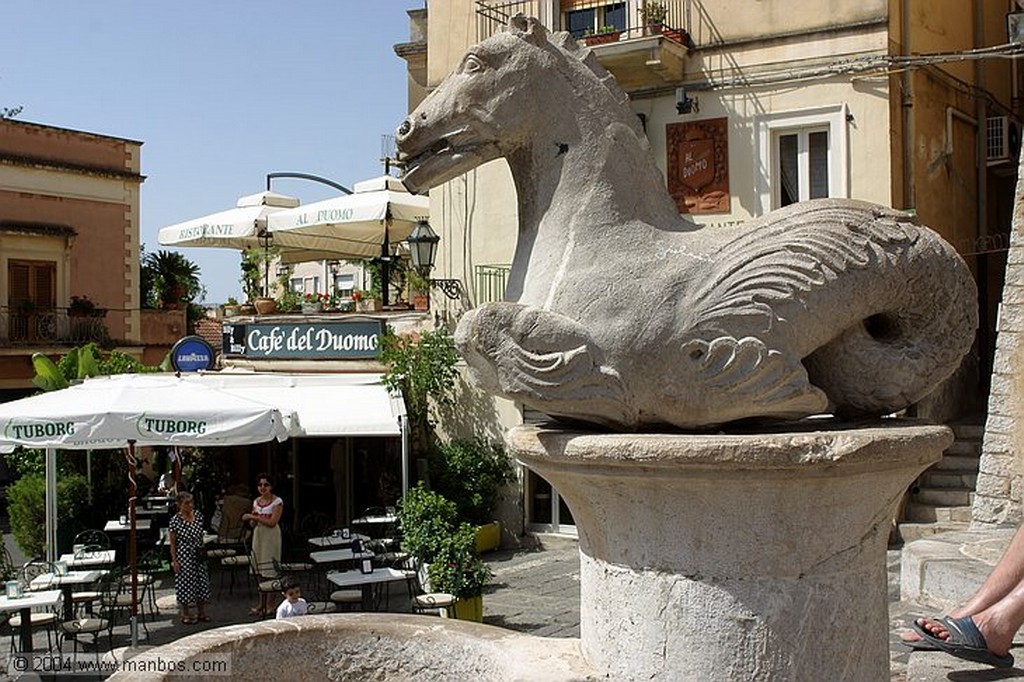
left=0, top=373, right=298, bottom=648
left=157, top=191, right=300, bottom=251
left=178, top=372, right=405, bottom=437
left=0, top=373, right=296, bottom=450
left=267, top=175, right=430, bottom=260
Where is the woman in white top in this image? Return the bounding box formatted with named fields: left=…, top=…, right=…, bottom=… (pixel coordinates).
left=241, top=472, right=283, bottom=617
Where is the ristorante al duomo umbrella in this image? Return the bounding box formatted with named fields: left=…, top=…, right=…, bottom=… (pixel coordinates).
left=266, top=175, right=430, bottom=261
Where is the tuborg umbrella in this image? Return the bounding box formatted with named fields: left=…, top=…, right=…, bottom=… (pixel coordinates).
left=0, top=373, right=297, bottom=647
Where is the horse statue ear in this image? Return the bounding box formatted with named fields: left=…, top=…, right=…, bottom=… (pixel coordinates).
left=507, top=13, right=549, bottom=46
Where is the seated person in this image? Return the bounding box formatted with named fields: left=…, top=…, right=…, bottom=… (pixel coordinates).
left=276, top=576, right=307, bottom=620
left=218, top=483, right=250, bottom=540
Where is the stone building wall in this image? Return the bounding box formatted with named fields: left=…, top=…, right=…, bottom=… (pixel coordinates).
left=973, top=153, right=1024, bottom=526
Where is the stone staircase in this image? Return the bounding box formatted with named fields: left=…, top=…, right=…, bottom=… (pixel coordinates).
left=898, top=420, right=983, bottom=542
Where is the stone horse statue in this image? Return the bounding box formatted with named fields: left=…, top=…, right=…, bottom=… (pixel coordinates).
left=395, top=15, right=978, bottom=431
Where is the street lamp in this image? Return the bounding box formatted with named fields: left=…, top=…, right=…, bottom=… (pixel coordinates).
left=257, top=229, right=273, bottom=297
left=406, top=219, right=463, bottom=300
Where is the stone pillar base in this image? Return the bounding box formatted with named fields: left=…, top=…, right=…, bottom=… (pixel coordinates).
left=508, top=421, right=951, bottom=682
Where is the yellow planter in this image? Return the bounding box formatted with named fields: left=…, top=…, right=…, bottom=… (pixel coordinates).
left=453, top=595, right=483, bottom=622
left=475, top=521, right=502, bottom=554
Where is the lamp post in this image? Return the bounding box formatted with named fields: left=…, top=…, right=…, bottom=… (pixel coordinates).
left=257, top=229, right=273, bottom=297
left=406, top=219, right=464, bottom=301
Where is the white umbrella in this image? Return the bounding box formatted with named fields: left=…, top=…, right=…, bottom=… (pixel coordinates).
left=267, top=175, right=430, bottom=260
left=157, top=191, right=299, bottom=251
left=0, top=373, right=297, bottom=647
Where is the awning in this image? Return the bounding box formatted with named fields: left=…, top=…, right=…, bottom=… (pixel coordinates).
left=178, top=372, right=405, bottom=437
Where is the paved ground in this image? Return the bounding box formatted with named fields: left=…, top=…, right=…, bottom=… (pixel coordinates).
left=0, top=531, right=1000, bottom=680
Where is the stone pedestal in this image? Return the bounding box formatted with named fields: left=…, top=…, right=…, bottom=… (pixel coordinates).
left=508, top=421, right=951, bottom=682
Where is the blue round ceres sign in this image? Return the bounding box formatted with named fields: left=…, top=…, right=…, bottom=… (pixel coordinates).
left=170, top=336, right=216, bottom=373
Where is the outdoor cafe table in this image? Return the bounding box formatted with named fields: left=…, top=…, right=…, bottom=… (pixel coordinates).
left=309, top=548, right=375, bottom=566
left=326, top=567, right=407, bottom=610
left=104, top=519, right=152, bottom=533
left=59, top=550, right=116, bottom=568
left=0, top=589, right=61, bottom=652
left=30, top=570, right=105, bottom=621
left=307, top=532, right=370, bottom=548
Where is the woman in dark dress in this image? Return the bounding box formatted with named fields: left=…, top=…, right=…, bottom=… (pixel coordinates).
left=169, top=491, right=211, bottom=624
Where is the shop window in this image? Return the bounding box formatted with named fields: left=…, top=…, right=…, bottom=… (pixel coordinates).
left=757, top=104, right=848, bottom=214
left=775, top=128, right=829, bottom=207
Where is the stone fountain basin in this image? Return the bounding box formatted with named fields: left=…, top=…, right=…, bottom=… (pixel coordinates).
left=109, top=614, right=595, bottom=681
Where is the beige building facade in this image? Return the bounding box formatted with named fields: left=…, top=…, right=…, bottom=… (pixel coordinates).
left=0, top=119, right=181, bottom=390
left=396, top=1, right=1022, bottom=532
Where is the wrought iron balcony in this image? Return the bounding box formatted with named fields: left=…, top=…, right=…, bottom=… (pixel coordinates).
left=0, top=307, right=110, bottom=347
left=475, top=0, right=692, bottom=90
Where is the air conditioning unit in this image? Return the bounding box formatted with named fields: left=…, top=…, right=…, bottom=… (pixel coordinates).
left=987, top=116, right=1018, bottom=164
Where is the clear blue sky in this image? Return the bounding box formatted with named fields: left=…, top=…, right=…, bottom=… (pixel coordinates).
left=3, top=1, right=418, bottom=303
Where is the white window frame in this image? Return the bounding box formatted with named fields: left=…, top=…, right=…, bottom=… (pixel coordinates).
left=756, top=103, right=849, bottom=214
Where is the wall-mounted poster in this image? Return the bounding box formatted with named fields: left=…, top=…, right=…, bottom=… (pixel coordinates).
left=666, top=117, right=730, bottom=214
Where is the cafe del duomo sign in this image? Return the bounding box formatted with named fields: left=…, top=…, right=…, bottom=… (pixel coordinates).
left=222, top=319, right=384, bottom=360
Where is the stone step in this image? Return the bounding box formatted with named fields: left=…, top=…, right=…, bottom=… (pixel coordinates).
left=896, top=520, right=969, bottom=545
left=918, top=470, right=977, bottom=490
left=949, top=422, right=985, bottom=441
left=931, top=453, right=980, bottom=472
left=943, top=439, right=981, bottom=457
left=903, top=502, right=973, bottom=523
left=913, top=488, right=973, bottom=507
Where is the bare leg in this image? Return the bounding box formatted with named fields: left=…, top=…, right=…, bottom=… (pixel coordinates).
left=905, top=523, right=1024, bottom=642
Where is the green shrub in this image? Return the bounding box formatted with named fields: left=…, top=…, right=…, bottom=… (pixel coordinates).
left=397, top=484, right=459, bottom=565
left=8, top=472, right=89, bottom=558
left=430, top=439, right=513, bottom=526
left=428, top=523, right=493, bottom=599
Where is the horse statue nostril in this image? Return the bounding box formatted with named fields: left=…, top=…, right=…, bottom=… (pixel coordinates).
left=398, top=120, right=411, bottom=136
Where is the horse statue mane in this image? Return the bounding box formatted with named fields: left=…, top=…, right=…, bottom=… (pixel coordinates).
left=395, top=16, right=978, bottom=431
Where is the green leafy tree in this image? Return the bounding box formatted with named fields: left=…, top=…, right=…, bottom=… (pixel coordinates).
left=8, top=472, right=88, bottom=558
left=396, top=484, right=459, bottom=565
left=141, top=249, right=206, bottom=333
left=380, top=329, right=459, bottom=455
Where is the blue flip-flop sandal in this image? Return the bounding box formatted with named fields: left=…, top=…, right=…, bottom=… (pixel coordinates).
left=917, top=616, right=1015, bottom=668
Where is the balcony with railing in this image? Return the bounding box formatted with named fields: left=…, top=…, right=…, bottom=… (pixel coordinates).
left=475, top=1, right=692, bottom=90
left=475, top=264, right=511, bottom=305
left=0, top=307, right=111, bottom=347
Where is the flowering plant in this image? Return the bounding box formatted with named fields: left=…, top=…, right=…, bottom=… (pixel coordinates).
left=303, top=292, right=329, bottom=304
left=69, top=295, right=97, bottom=315
left=352, top=289, right=372, bottom=303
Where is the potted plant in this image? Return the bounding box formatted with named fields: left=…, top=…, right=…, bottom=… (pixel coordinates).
left=427, top=523, right=493, bottom=622
left=583, top=25, right=621, bottom=46
left=301, top=292, right=326, bottom=314
left=223, top=296, right=242, bottom=318
left=68, top=295, right=96, bottom=318
left=397, top=485, right=493, bottom=622
left=408, top=270, right=431, bottom=311
left=638, top=1, right=668, bottom=33
left=352, top=289, right=380, bottom=313
left=429, top=439, right=513, bottom=553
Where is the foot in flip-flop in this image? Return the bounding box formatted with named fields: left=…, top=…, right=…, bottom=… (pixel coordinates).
left=900, top=628, right=940, bottom=651
left=917, top=616, right=1015, bottom=668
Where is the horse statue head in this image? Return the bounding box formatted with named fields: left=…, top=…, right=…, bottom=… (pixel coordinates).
left=398, top=15, right=648, bottom=195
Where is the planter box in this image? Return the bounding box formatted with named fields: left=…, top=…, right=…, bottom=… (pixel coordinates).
left=584, top=31, right=620, bottom=46
left=356, top=298, right=381, bottom=313
left=453, top=595, right=483, bottom=622
left=475, top=521, right=502, bottom=554
left=301, top=302, right=323, bottom=314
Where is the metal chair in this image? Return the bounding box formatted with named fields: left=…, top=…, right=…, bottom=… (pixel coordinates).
left=408, top=557, right=456, bottom=618
left=11, top=560, right=59, bottom=651
left=58, top=615, right=110, bottom=667
left=72, top=530, right=111, bottom=550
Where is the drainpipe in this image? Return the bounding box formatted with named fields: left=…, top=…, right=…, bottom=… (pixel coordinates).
left=900, top=0, right=914, bottom=211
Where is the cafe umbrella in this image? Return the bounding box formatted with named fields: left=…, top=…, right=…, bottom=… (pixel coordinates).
left=266, top=175, right=430, bottom=303
left=0, top=373, right=297, bottom=647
